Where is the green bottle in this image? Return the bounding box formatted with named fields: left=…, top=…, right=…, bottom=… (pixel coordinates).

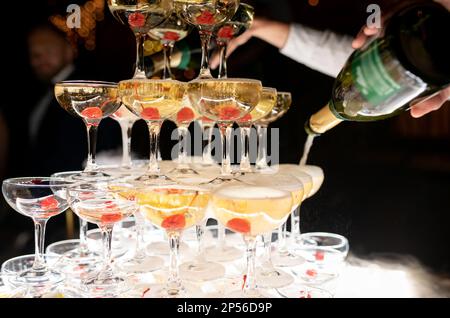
left=306, top=2, right=450, bottom=135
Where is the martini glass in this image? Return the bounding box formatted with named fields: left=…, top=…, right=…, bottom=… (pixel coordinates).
left=255, top=92, right=292, bottom=171
left=136, top=182, right=211, bottom=297
left=1, top=177, right=71, bottom=295
left=107, top=0, right=173, bottom=79
left=66, top=181, right=137, bottom=297
left=237, top=87, right=277, bottom=174
left=211, top=176, right=295, bottom=297
left=215, top=3, right=254, bottom=78
left=119, top=79, right=186, bottom=183
left=54, top=81, right=121, bottom=180
left=174, top=0, right=239, bottom=78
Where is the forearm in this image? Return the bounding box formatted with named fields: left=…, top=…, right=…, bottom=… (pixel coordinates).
left=280, top=24, right=355, bottom=78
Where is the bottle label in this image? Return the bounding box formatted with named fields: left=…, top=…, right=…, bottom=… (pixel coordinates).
left=351, top=41, right=402, bottom=105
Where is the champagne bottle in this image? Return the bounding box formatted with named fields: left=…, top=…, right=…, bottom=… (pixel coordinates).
left=305, top=2, right=450, bottom=135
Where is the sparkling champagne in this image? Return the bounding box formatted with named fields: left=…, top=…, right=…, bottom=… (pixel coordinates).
left=257, top=92, right=292, bottom=126
left=238, top=87, right=277, bottom=124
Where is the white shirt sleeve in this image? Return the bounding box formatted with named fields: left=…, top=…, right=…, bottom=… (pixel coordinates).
left=280, top=23, right=355, bottom=78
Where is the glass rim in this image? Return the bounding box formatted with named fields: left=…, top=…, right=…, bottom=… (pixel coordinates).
left=118, top=79, right=186, bottom=86
left=262, top=87, right=277, bottom=94
left=188, top=78, right=262, bottom=85
left=299, top=232, right=349, bottom=249
left=55, top=80, right=118, bottom=88
left=277, top=91, right=292, bottom=96
left=2, top=177, right=75, bottom=188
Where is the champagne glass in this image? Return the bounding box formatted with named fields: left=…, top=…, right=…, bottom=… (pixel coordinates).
left=212, top=176, right=296, bottom=297
left=107, top=0, right=173, bottom=79
left=174, top=0, right=240, bottom=78
left=215, top=3, right=254, bottom=78
left=136, top=183, right=211, bottom=297
left=66, top=182, right=138, bottom=297
left=119, top=79, right=186, bottom=183
left=187, top=78, right=262, bottom=179
left=54, top=81, right=121, bottom=179
left=110, top=105, right=140, bottom=169
left=148, top=12, right=192, bottom=79
left=237, top=173, right=304, bottom=288
left=167, top=98, right=200, bottom=177
left=1, top=178, right=70, bottom=294
left=237, top=87, right=277, bottom=174
left=255, top=92, right=292, bottom=171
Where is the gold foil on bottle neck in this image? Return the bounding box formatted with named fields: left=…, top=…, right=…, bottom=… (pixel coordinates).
left=308, top=104, right=343, bottom=135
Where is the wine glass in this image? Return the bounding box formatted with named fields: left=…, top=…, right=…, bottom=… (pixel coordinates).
left=211, top=177, right=295, bottom=297
left=148, top=12, right=192, bottom=79
left=136, top=182, right=211, bottom=297
left=187, top=78, right=262, bottom=179
left=66, top=181, right=138, bottom=297
left=237, top=87, right=277, bottom=174
left=255, top=92, right=292, bottom=171
left=237, top=173, right=305, bottom=288
left=174, top=0, right=240, bottom=78
left=215, top=3, right=254, bottom=78
left=119, top=79, right=186, bottom=183
left=54, top=81, right=121, bottom=179
left=110, top=105, right=140, bottom=169
left=107, top=0, right=173, bottom=79
left=1, top=177, right=71, bottom=295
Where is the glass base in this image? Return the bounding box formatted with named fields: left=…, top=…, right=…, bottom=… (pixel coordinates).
left=116, top=255, right=165, bottom=274
left=179, top=261, right=226, bottom=282
left=140, top=283, right=204, bottom=298
left=276, top=285, right=333, bottom=298
left=272, top=251, right=306, bottom=267
left=15, top=268, right=65, bottom=288
left=71, top=171, right=114, bottom=182
left=81, top=271, right=130, bottom=298
left=204, top=245, right=243, bottom=263
left=146, top=241, right=190, bottom=256
left=225, top=289, right=271, bottom=298
left=256, top=267, right=294, bottom=289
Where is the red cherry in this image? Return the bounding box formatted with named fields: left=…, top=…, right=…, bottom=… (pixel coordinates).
left=219, top=106, right=241, bottom=121
left=161, top=214, right=186, bottom=231
left=217, top=25, right=234, bottom=39
left=177, top=107, right=196, bottom=124
left=226, top=218, right=251, bottom=234
left=40, top=196, right=59, bottom=211
left=128, top=12, right=146, bottom=28
left=315, top=251, right=325, bottom=261
left=196, top=10, right=215, bottom=25
left=141, top=108, right=161, bottom=120
left=306, top=269, right=317, bottom=277
left=81, top=107, right=103, bottom=119
left=163, top=31, right=180, bottom=41
left=101, top=213, right=122, bottom=224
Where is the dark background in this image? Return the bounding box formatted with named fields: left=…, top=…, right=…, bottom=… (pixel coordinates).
left=0, top=0, right=449, bottom=279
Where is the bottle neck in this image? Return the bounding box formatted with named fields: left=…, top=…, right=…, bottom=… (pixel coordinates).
left=306, top=102, right=343, bottom=135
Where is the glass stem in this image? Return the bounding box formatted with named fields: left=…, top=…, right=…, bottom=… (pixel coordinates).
left=291, top=206, right=301, bottom=244
left=32, top=219, right=48, bottom=271
left=218, top=223, right=226, bottom=250
left=202, top=123, right=215, bottom=165
left=261, top=232, right=275, bottom=270
left=195, top=220, right=206, bottom=261
left=219, top=124, right=233, bottom=176
left=100, top=225, right=114, bottom=274
left=256, top=124, right=269, bottom=170
left=243, top=235, right=258, bottom=295
left=119, top=121, right=135, bottom=168
left=198, top=31, right=212, bottom=79
left=147, top=122, right=162, bottom=175
left=218, top=43, right=228, bottom=79
left=167, top=231, right=183, bottom=295
left=177, top=126, right=190, bottom=169
left=277, top=222, right=288, bottom=255
left=134, top=33, right=147, bottom=79
left=240, top=125, right=252, bottom=173
left=134, top=213, right=146, bottom=259
left=85, top=123, right=98, bottom=172
left=162, top=43, right=175, bottom=80
left=79, top=218, right=89, bottom=254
